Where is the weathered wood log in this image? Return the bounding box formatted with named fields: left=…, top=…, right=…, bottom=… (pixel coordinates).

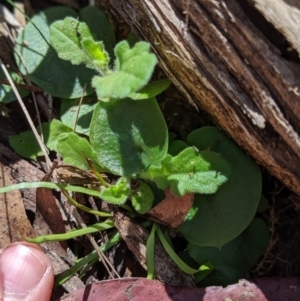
left=99, top=0, right=300, bottom=196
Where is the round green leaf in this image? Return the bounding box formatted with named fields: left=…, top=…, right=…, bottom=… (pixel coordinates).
left=177, top=126, right=262, bottom=248
left=89, top=98, right=168, bottom=176
left=188, top=218, right=269, bottom=286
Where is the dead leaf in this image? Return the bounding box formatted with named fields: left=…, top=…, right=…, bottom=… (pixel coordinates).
left=56, top=165, right=102, bottom=186
left=36, top=172, right=67, bottom=250
left=0, top=143, right=45, bottom=212
left=147, top=187, right=194, bottom=228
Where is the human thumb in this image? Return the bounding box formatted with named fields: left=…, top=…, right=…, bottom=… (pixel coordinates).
left=0, top=242, right=54, bottom=301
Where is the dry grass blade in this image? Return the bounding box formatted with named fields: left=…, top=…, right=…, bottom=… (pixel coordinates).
left=0, top=60, right=51, bottom=168
left=73, top=84, right=86, bottom=132
left=72, top=209, right=121, bottom=279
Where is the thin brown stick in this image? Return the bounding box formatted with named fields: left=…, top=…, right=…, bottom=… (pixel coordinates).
left=71, top=208, right=121, bottom=279
left=0, top=78, right=43, bottom=93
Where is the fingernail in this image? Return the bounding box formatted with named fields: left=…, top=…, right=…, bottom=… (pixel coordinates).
left=0, top=244, right=47, bottom=295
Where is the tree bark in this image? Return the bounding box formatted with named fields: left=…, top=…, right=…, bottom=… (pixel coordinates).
left=101, top=0, right=300, bottom=196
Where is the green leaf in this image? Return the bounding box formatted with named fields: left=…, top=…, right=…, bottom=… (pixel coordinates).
left=89, top=98, right=168, bottom=176
left=9, top=119, right=72, bottom=159
left=50, top=17, right=110, bottom=73
left=50, top=17, right=96, bottom=68
left=99, top=177, right=130, bottom=204
left=0, top=68, right=29, bottom=103
left=168, top=139, right=188, bottom=156
left=188, top=218, right=269, bottom=286
left=80, top=38, right=110, bottom=72
left=57, top=132, right=105, bottom=172
left=14, top=7, right=93, bottom=98
left=141, top=147, right=231, bottom=196
left=14, top=6, right=115, bottom=98
left=131, top=182, right=154, bottom=214
left=257, top=195, right=268, bottom=213
left=78, top=6, right=116, bottom=61
left=128, top=79, right=171, bottom=100
left=60, top=95, right=98, bottom=135
left=177, top=126, right=262, bottom=248
left=92, top=41, right=157, bottom=100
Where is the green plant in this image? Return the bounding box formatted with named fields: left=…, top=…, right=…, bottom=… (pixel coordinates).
left=1, top=6, right=269, bottom=286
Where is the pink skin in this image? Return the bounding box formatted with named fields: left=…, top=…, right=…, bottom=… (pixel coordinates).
left=0, top=242, right=54, bottom=301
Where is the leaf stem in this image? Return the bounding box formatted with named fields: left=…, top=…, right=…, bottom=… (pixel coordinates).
left=62, top=189, right=112, bottom=217
left=0, top=181, right=101, bottom=197
left=25, top=220, right=114, bottom=243
left=146, top=223, right=158, bottom=279
left=156, top=225, right=213, bottom=275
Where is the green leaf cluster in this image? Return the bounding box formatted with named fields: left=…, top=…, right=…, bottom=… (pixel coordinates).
left=92, top=41, right=158, bottom=99
left=141, top=147, right=231, bottom=196
left=14, top=7, right=112, bottom=98
left=8, top=6, right=268, bottom=286
left=47, top=10, right=170, bottom=103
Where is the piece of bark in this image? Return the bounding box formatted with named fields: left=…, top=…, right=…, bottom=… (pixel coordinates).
left=113, top=211, right=195, bottom=287
left=0, top=143, right=45, bottom=212
left=0, top=162, right=35, bottom=248
left=103, top=0, right=300, bottom=197
left=249, top=0, right=300, bottom=56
